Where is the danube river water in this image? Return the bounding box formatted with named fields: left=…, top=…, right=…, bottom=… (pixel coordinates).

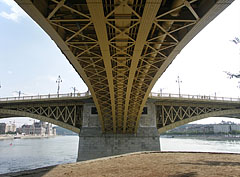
left=1, top=136, right=240, bottom=174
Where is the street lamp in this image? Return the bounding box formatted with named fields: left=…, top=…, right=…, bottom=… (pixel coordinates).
left=56, top=75, right=62, bottom=95
left=71, top=87, right=78, bottom=96
left=13, top=91, right=24, bottom=98
left=159, top=88, right=165, bottom=96
left=176, top=76, right=182, bottom=96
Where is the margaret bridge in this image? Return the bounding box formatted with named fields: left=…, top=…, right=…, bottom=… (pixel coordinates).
left=2, top=0, right=236, bottom=160
left=1, top=92, right=240, bottom=160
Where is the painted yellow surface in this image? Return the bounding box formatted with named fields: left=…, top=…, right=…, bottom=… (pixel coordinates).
left=14, top=0, right=234, bottom=133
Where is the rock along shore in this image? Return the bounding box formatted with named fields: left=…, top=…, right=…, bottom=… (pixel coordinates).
left=1, top=152, right=240, bottom=177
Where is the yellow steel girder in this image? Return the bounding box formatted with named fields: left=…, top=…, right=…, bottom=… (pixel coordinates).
left=15, top=0, right=234, bottom=133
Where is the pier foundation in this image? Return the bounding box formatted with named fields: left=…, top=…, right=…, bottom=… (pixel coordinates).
left=77, top=102, right=160, bottom=161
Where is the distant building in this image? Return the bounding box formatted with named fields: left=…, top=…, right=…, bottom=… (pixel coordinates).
left=213, top=124, right=240, bottom=134
left=5, top=123, right=16, bottom=133
left=0, top=123, right=6, bottom=134
left=20, top=121, right=56, bottom=136
left=231, top=124, right=240, bottom=132
left=21, top=124, right=35, bottom=135
left=166, top=121, right=240, bottom=135
left=213, top=124, right=230, bottom=133
left=33, top=121, right=46, bottom=135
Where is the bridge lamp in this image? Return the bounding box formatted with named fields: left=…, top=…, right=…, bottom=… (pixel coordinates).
left=159, top=88, right=165, bottom=96
left=176, top=76, right=182, bottom=96
left=56, top=75, right=62, bottom=95
left=13, top=91, right=23, bottom=98
left=71, top=87, right=78, bottom=96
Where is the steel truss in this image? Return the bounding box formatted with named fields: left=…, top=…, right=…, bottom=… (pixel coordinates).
left=0, top=103, right=83, bottom=133
left=15, top=0, right=233, bottom=133
left=156, top=103, right=240, bottom=133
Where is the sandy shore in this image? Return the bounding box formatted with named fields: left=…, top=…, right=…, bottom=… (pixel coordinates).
left=2, top=152, right=240, bottom=177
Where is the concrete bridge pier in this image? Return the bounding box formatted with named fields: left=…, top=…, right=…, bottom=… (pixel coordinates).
left=77, top=103, right=160, bottom=161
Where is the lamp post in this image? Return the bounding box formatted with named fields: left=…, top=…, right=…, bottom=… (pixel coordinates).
left=176, top=76, right=182, bottom=96
left=71, top=87, right=78, bottom=96
left=13, top=91, right=23, bottom=98
left=56, top=75, right=62, bottom=95
left=18, top=91, right=21, bottom=98
left=159, top=88, right=165, bottom=96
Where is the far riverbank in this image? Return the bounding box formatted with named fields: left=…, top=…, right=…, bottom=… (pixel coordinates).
left=161, top=134, right=240, bottom=141
left=0, top=134, right=56, bottom=140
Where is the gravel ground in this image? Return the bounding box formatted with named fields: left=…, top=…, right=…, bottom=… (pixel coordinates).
left=2, top=152, right=240, bottom=177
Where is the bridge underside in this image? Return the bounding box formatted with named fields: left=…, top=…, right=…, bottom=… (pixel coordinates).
left=16, top=0, right=234, bottom=133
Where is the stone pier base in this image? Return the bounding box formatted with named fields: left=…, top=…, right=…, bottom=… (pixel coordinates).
left=77, top=102, right=160, bottom=161
left=77, top=127, right=160, bottom=161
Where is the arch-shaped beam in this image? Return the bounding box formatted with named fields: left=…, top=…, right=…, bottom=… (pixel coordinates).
left=0, top=109, right=80, bottom=134
left=134, top=0, right=234, bottom=133
left=86, top=0, right=116, bottom=133
left=158, top=109, right=240, bottom=134
left=15, top=0, right=105, bottom=132
left=122, top=0, right=162, bottom=133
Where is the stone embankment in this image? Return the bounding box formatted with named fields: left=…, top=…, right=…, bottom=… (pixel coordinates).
left=1, top=152, right=240, bottom=177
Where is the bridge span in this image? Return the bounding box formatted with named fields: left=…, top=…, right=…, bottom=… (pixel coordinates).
left=1, top=92, right=240, bottom=160
left=6, top=0, right=236, bottom=160
left=15, top=0, right=234, bottom=134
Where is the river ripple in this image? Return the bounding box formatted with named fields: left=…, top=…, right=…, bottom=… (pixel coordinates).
left=0, top=136, right=78, bottom=174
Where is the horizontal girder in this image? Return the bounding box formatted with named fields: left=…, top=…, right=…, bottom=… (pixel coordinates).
left=15, top=0, right=234, bottom=133
left=1, top=92, right=240, bottom=133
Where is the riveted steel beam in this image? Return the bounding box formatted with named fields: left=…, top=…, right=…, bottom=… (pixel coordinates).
left=123, top=0, right=162, bottom=133
left=86, top=0, right=116, bottom=133
left=133, top=0, right=234, bottom=133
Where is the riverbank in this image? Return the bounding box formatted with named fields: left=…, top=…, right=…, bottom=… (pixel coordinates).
left=0, top=135, right=56, bottom=140
left=2, top=152, right=240, bottom=177
left=162, top=134, right=240, bottom=141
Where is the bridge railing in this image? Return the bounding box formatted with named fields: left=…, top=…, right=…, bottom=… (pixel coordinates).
left=149, top=92, right=240, bottom=102
left=1, top=92, right=239, bottom=103
left=0, top=92, right=91, bottom=102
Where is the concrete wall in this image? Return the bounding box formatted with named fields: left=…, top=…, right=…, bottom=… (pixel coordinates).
left=77, top=102, right=160, bottom=161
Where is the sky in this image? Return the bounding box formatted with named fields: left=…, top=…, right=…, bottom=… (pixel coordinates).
left=0, top=0, right=240, bottom=126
